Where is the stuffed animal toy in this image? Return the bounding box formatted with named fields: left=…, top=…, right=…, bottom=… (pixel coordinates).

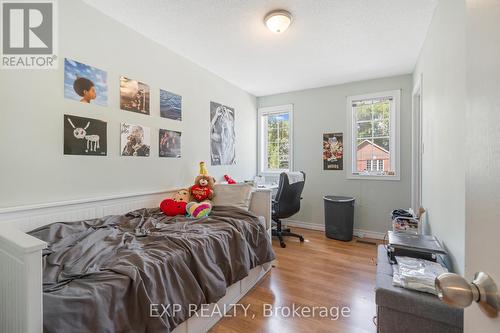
left=173, top=189, right=191, bottom=203
left=159, top=188, right=191, bottom=216
left=186, top=201, right=212, bottom=219
left=224, top=174, right=236, bottom=184
left=189, top=161, right=215, bottom=202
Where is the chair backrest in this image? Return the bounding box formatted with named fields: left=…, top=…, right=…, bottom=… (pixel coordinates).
left=273, top=171, right=306, bottom=219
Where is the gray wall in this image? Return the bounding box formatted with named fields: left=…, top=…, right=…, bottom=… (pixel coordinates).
left=0, top=0, right=257, bottom=208
left=413, top=0, right=466, bottom=274
left=258, top=75, right=412, bottom=235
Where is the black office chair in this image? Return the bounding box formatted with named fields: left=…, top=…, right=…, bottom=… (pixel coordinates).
left=272, top=171, right=305, bottom=248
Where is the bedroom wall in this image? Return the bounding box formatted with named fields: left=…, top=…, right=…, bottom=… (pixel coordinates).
left=257, top=75, right=413, bottom=236
left=0, top=0, right=257, bottom=208
left=413, top=0, right=466, bottom=274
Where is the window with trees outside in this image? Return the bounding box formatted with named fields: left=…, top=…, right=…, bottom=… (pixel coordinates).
left=258, top=104, right=293, bottom=174
left=347, top=90, right=400, bottom=179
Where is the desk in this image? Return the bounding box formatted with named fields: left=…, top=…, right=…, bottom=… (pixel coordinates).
left=256, top=183, right=278, bottom=190
left=255, top=183, right=279, bottom=199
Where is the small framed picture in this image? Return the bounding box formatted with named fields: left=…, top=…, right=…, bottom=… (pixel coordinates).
left=159, top=129, right=181, bottom=158
left=160, top=89, right=182, bottom=121
left=64, top=59, right=108, bottom=106
left=64, top=115, right=107, bottom=156
left=120, top=123, right=151, bottom=157
left=120, top=76, right=150, bottom=115
left=323, top=133, right=343, bottom=170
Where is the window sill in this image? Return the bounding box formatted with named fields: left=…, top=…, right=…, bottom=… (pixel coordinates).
left=259, top=170, right=289, bottom=176
left=259, top=170, right=290, bottom=175
left=347, top=174, right=400, bottom=181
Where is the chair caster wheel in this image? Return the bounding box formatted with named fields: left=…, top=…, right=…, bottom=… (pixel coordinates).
left=280, top=242, right=286, bottom=248
left=299, top=236, right=304, bottom=242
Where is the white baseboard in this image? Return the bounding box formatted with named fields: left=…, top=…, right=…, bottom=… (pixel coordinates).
left=283, top=219, right=386, bottom=240
left=283, top=219, right=325, bottom=231
left=352, top=229, right=386, bottom=240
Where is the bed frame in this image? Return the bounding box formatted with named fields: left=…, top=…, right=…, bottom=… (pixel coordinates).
left=0, top=188, right=273, bottom=333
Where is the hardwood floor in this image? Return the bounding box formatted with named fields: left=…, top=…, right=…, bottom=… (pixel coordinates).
left=210, top=228, right=380, bottom=333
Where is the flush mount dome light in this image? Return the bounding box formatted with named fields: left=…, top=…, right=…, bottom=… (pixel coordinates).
left=264, top=10, right=292, bottom=34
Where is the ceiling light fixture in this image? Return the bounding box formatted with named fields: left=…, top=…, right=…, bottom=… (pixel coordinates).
left=264, top=10, right=292, bottom=34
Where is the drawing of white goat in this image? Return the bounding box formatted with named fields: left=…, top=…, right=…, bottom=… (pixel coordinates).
left=67, top=117, right=100, bottom=152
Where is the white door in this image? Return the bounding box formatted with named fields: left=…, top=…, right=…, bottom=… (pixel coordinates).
left=465, top=0, right=500, bottom=331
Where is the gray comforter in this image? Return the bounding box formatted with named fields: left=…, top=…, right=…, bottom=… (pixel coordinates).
left=29, top=206, right=275, bottom=333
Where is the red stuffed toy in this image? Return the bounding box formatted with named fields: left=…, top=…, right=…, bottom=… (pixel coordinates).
left=224, top=174, right=236, bottom=184
left=160, top=199, right=186, bottom=216
left=160, top=189, right=190, bottom=216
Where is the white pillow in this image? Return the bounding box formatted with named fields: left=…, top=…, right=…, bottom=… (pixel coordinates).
left=213, top=183, right=253, bottom=211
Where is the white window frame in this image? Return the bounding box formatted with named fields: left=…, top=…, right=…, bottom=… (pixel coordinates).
left=346, top=90, right=400, bottom=180
left=257, top=104, right=294, bottom=175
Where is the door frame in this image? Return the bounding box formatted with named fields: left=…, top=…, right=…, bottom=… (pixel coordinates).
left=411, top=75, right=423, bottom=211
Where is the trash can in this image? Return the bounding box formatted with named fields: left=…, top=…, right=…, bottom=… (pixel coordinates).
left=324, top=195, right=355, bottom=241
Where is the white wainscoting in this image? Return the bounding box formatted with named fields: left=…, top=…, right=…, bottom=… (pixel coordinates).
left=283, top=219, right=386, bottom=240
left=0, top=189, right=175, bottom=232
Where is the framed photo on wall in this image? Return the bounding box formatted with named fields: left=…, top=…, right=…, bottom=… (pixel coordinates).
left=160, top=89, right=182, bottom=121
left=210, top=101, right=236, bottom=165
left=64, top=114, right=107, bottom=156
left=159, top=129, right=181, bottom=158
left=120, top=123, right=151, bottom=157
left=323, top=132, right=343, bottom=170
left=120, top=76, right=150, bottom=115
left=64, top=59, right=108, bottom=106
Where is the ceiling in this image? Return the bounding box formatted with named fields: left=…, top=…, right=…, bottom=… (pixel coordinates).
left=83, top=0, right=437, bottom=97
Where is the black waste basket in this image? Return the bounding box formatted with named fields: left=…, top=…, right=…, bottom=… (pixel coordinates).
left=324, top=196, right=355, bottom=241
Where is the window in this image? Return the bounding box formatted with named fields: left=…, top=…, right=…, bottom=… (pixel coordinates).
left=258, top=104, right=293, bottom=174
left=377, top=159, right=384, bottom=171
left=366, top=159, right=384, bottom=171
left=347, top=90, right=400, bottom=179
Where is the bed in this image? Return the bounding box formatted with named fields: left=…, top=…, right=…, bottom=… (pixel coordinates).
left=0, top=188, right=274, bottom=333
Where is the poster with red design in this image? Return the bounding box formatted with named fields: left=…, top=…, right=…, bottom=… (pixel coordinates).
left=323, top=133, right=343, bottom=170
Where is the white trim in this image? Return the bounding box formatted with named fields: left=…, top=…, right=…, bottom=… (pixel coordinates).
left=411, top=75, right=423, bottom=211
left=283, top=219, right=325, bottom=231
left=0, top=188, right=273, bottom=233
left=346, top=90, right=401, bottom=181
left=0, top=188, right=181, bottom=214
left=283, top=219, right=386, bottom=240
left=257, top=104, right=294, bottom=176
left=353, top=229, right=386, bottom=240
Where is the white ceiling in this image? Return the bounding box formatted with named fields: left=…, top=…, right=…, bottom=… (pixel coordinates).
left=83, top=0, right=437, bottom=97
